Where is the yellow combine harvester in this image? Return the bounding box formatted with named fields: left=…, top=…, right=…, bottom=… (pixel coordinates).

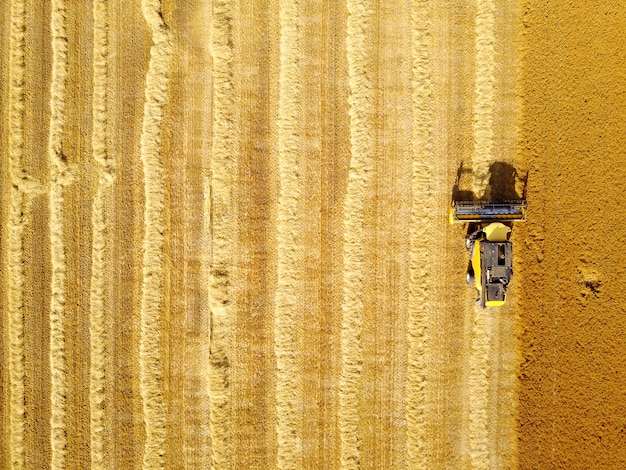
left=450, top=200, right=527, bottom=308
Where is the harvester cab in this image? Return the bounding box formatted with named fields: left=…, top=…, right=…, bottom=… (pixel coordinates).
left=450, top=200, right=527, bottom=308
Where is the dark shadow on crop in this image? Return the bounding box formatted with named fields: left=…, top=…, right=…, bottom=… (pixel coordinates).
left=452, top=161, right=477, bottom=201
left=452, top=161, right=528, bottom=202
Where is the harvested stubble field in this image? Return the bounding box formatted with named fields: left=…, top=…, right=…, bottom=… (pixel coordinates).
left=1, top=0, right=625, bottom=469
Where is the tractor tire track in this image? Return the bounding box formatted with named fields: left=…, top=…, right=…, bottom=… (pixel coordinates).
left=231, top=0, right=278, bottom=468
left=21, top=1, right=53, bottom=467
left=0, top=4, right=11, bottom=466
left=63, top=0, right=96, bottom=466
left=297, top=1, right=350, bottom=467
left=357, top=1, right=412, bottom=468
left=299, top=4, right=324, bottom=466
left=160, top=1, right=212, bottom=468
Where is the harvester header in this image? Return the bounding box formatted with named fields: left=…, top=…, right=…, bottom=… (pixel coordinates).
left=449, top=200, right=527, bottom=224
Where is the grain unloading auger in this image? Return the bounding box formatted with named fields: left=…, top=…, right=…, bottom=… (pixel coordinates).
left=450, top=200, right=527, bottom=308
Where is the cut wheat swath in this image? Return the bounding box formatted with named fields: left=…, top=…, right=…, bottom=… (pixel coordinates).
left=406, top=0, right=436, bottom=467
left=7, top=0, right=29, bottom=467
left=466, top=1, right=497, bottom=467
left=90, top=0, right=114, bottom=467
left=208, top=0, right=238, bottom=468
left=48, top=0, right=73, bottom=467
left=466, top=307, right=495, bottom=469
left=139, top=0, right=173, bottom=467
left=274, top=0, right=304, bottom=468
left=339, top=0, right=376, bottom=468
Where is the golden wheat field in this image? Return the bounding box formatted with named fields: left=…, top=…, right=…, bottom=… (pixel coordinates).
left=1, top=0, right=626, bottom=468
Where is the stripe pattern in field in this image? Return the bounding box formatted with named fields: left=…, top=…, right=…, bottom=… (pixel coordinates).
left=274, top=0, right=305, bottom=468
left=339, top=0, right=376, bottom=467
left=6, top=1, right=30, bottom=468
left=208, top=0, right=237, bottom=467
left=48, top=1, right=71, bottom=467
left=0, top=0, right=522, bottom=468
left=466, top=1, right=498, bottom=468
left=89, top=0, right=114, bottom=467
left=138, top=0, right=173, bottom=467
left=407, top=1, right=437, bottom=467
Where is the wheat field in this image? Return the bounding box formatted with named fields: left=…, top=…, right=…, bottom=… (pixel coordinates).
left=1, top=0, right=626, bottom=469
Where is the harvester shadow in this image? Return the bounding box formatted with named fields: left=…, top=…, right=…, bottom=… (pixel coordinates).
left=451, top=161, right=476, bottom=201
left=452, top=161, right=528, bottom=202
left=452, top=161, right=528, bottom=240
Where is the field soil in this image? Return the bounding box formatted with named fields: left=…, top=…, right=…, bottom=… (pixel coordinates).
left=0, top=1, right=625, bottom=469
